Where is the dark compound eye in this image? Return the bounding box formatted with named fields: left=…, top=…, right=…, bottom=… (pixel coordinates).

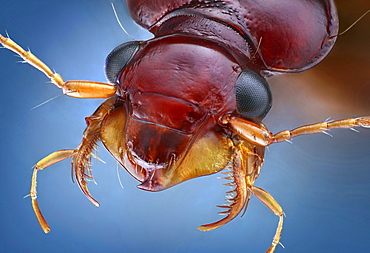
left=105, top=41, right=141, bottom=84
left=235, top=69, right=272, bottom=119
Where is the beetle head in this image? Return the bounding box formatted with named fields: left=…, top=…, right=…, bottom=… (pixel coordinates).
left=102, top=36, right=240, bottom=191
left=102, top=34, right=273, bottom=191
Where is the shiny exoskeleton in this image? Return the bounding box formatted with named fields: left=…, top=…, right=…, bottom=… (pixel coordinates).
left=1, top=1, right=369, bottom=252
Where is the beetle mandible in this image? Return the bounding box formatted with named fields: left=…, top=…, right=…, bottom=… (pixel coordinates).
left=0, top=1, right=369, bottom=252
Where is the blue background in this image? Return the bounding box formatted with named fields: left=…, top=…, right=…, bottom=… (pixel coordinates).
left=0, top=1, right=369, bottom=252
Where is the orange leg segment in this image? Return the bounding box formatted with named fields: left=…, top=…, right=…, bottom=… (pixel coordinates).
left=223, top=114, right=370, bottom=146
left=272, top=117, right=370, bottom=143
left=29, top=97, right=116, bottom=233
left=30, top=149, right=74, bottom=233
left=251, top=186, right=284, bottom=253
left=0, top=34, right=116, bottom=98
left=221, top=115, right=370, bottom=252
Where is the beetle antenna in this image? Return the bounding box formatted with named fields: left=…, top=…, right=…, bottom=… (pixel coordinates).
left=31, top=93, right=64, bottom=110
left=111, top=3, right=136, bottom=41
left=339, top=10, right=369, bottom=36
left=330, top=10, right=370, bottom=38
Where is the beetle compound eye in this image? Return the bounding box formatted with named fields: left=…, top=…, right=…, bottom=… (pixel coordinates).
left=235, top=69, right=272, bottom=119
left=105, top=41, right=141, bottom=84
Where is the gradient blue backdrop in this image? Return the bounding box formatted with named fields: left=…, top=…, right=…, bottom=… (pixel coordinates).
left=0, top=1, right=369, bottom=252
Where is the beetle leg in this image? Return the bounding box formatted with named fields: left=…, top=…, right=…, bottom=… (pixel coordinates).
left=271, top=117, right=370, bottom=143
left=223, top=114, right=370, bottom=146
left=30, top=149, right=74, bottom=233
left=30, top=97, right=116, bottom=233
left=0, top=34, right=116, bottom=98
left=251, top=186, right=284, bottom=253
left=221, top=114, right=272, bottom=146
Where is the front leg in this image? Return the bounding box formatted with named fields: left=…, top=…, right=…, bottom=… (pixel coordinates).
left=221, top=114, right=370, bottom=146
left=29, top=97, right=117, bottom=233
left=251, top=186, right=284, bottom=253
left=271, top=117, right=370, bottom=143
left=0, top=34, right=116, bottom=98
left=31, top=149, right=74, bottom=233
